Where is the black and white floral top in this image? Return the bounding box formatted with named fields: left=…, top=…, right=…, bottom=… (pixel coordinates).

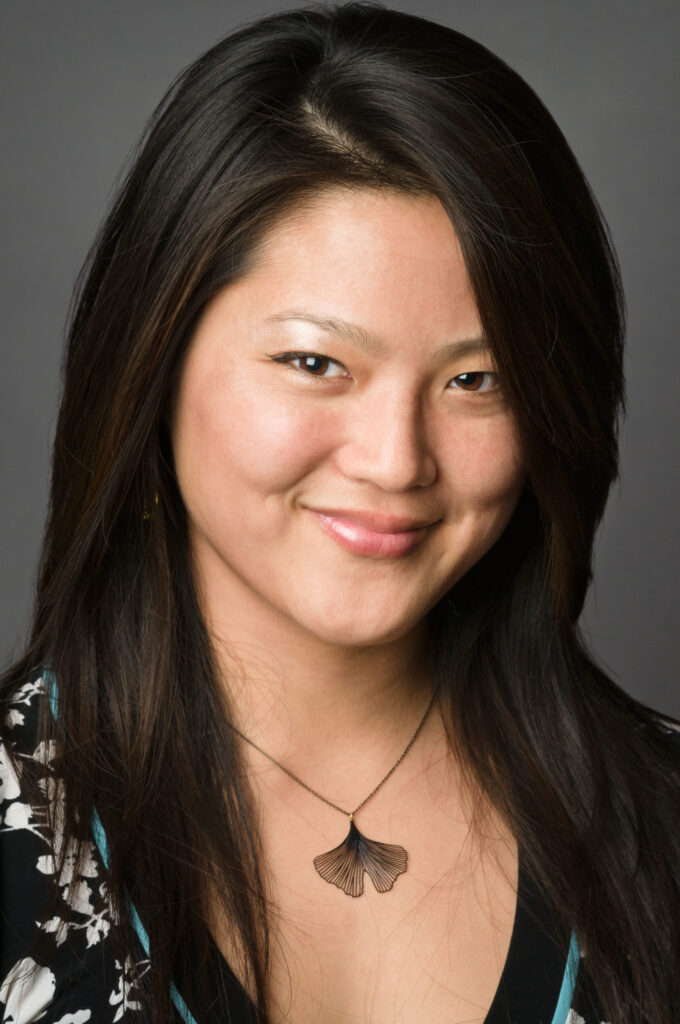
left=4, top=672, right=667, bottom=1023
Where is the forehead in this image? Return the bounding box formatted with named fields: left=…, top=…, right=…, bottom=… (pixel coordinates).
left=253, top=187, right=464, bottom=265
left=236, top=187, right=482, bottom=342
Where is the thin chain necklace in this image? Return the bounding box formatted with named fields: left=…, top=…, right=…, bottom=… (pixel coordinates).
left=227, top=689, right=437, bottom=897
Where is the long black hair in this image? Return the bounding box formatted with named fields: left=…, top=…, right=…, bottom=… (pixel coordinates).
left=2, top=2, right=679, bottom=1020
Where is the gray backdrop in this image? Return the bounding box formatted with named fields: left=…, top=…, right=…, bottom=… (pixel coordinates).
left=1, top=1, right=678, bottom=716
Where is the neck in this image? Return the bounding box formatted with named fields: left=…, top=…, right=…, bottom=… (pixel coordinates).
left=212, top=612, right=435, bottom=758
left=189, top=527, right=441, bottom=794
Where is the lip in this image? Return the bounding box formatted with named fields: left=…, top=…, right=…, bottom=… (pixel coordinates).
left=308, top=507, right=435, bottom=533
left=307, top=507, right=438, bottom=558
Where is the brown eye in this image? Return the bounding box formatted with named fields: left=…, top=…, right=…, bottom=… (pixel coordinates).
left=296, top=355, right=333, bottom=375
left=269, top=351, right=348, bottom=379
left=450, top=371, right=499, bottom=393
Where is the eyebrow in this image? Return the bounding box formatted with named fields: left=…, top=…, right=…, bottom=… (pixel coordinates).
left=264, top=309, right=490, bottom=362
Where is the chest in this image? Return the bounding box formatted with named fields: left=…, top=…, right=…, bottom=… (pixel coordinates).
left=210, top=766, right=518, bottom=1024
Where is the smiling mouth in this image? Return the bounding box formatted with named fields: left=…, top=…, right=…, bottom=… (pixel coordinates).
left=307, top=509, right=436, bottom=558
left=307, top=506, right=436, bottom=533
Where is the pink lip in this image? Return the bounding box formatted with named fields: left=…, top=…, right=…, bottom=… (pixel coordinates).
left=309, top=507, right=434, bottom=533
left=307, top=508, right=436, bottom=558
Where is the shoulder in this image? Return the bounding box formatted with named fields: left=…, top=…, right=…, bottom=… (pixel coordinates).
left=652, top=715, right=680, bottom=742
left=0, top=673, right=53, bottom=820
left=644, top=710, right=680, bottom=762
left=0, top=673, right=151, bottom=1023
left=1, top=673, right=48, bottom=744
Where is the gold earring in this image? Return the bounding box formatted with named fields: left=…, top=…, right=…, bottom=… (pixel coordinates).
left=143, top=492, right=159, bottom=520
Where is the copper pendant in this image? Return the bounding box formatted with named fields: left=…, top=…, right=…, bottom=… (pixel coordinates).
left=313, top=818, right=407, bottom=897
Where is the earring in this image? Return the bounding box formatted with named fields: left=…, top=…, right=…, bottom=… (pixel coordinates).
left=143, top=493, right=159, bottom=520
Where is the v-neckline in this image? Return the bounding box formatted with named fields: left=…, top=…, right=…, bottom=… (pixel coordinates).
left=49, top=672, right=578, bottom=1024
left=199, top=843, right=573, bottom=1024
left=483, top=849, right=572, bottom=1022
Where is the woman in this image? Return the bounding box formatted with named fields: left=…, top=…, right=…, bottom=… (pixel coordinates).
left=1, top=2, right=678, bottom=1021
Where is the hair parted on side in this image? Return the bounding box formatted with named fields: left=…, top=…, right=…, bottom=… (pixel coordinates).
left=2, top=2, right=679, bottom=1021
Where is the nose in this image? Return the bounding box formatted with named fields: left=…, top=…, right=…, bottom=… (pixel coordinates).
left=336, top=387, right=438, bottom=492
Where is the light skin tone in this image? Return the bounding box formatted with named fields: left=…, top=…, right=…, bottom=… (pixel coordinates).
left=171, top=187, right=526, bottom=1020
left=170, top=186, right=526, bottom=795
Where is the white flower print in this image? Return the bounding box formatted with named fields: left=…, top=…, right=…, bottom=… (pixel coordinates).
left=2, top=799, right=45, bottom=838
left=4, top=709, right=24, bottom=730
left=0, top=956, right=55, bottom=1023
left=10, top=678, right=45, bottom=707
left=99, top=881, right=120, bottom=926
left=32, top=739, right=58, bottom=769
left=1, top=676, right=147, bottom=1020
left=37, top=890, right=112, bottom=951
left=35, top=825, right=109, bottom=951
left=109, top=957, right=149, bottom=1023
left=37, top=836, right=100, bottom=890
left=0, top=745, right=22, bottom=805
left=85, top=912, right=111, bottom=948
left=564, top=1011, right=611, bottom=1024
left=38, top=916, right=70, bottom=948
left=4, top=671, right=615, bottom=1022
left=65, top=880, right=95, bottom=917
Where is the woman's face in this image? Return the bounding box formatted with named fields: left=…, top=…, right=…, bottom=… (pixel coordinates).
left=171, top=188, right=525, bottom=648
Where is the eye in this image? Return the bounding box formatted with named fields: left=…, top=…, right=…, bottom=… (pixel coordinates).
left=269, top=351, right=500, bottom=394
left=268, top=351, right=349, bottom=379
left=448, top=371, right=500, bottom=393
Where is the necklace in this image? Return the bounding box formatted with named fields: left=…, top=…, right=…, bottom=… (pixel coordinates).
left=227, top=689, right=437, bottom=897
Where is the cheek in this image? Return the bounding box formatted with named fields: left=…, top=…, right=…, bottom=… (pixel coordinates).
left=173, top=373, right=327, bottom=505
left=433, top=418, right=524, bottom=586
left=441, top=416, right=524, bottom=510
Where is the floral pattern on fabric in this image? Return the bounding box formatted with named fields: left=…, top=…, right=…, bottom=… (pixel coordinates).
left=3, top=673, right=672, bottom=1023
left=0, top=677, right=150, bottom=1022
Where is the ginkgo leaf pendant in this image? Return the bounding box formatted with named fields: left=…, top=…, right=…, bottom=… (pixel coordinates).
left=313, top=818, right=407, bottom=897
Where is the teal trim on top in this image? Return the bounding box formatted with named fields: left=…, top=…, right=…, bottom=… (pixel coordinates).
left=551, top=929, right=581, bottom=1024
left=45, top=671, right=198, bottom=1024
left=45, top=669, right=583, bottom=1024
left=46, top=668, right=59, bottom=722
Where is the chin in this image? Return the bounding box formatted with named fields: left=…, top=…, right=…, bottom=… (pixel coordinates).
left=297, top=606, right=424, bottom=649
